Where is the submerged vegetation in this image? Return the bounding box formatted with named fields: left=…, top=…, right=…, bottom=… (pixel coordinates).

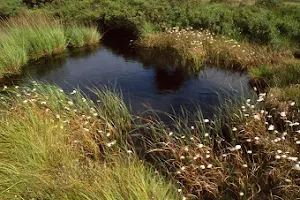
left=0, top=12, right=101, bottom=77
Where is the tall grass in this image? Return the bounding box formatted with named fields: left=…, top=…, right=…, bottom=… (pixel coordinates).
left=143, top=96, right=300, bottom=199
left=0, top=82, right=299, bottom=199
left=0, top=12, right=101, bottom=77
left=249, top=61, right=300, bottom=87
left=66, top=25, right=100, bottom=47
left=139, top=28, right=292, bottom=70
left=0, top=34, right=28, bottom=73
left=0, top=83, right=179, bottom=200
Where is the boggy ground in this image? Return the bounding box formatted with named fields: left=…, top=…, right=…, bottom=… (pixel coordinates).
left=138, top=28, right=293, bottom=70
left=0, top=83, right=299, bottom=200
left=0, top=1, right=300, bottom=199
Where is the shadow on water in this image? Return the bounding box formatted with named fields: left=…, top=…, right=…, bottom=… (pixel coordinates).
left=0, top=33, right=251, bottom=120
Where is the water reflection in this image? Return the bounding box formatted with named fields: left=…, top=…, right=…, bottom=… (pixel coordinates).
left=154, top=67, right=188, bottom=93
left=13, top=44, right=250, bottom=116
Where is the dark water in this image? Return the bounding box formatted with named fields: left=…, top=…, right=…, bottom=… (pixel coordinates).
left=14, top=43, right=250, bottom=117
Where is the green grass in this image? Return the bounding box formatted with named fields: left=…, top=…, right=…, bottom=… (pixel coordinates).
left=66, top=25, right=100, bottom=47
left=0, top=12, right=101, bottom=77
left=0, top=83, right=179, bottom=200
left=139, top=29, right=292, bottom=70
left=1, top=82, right=300, bottom=199
left=41, top=0, right=300, bottom=48
left=249, top=61, right=300, bottom=86
left=269, top=86, right=300, bottom=106
left=0, top=34, right=28, bottom=73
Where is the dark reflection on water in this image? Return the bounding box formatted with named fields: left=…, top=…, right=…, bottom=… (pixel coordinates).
left=154, top=67, right=187, bottom=93
left=11, top=43, right=250, bottom=117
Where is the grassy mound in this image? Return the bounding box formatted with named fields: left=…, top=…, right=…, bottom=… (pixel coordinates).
left=0, top=82, right=299, bottom=199
left=139, top=28, right=292, bottom=70
left=0, top=83, right=179, bottom=200
left=0, top=12, right=101, bottom=77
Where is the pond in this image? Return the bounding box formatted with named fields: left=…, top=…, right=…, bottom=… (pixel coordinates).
left=9, top=40, right=251, bottom=117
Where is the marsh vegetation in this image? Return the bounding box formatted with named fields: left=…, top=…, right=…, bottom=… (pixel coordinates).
left=0, top=0, right=299, bottom=199
left=0, top=12, right=100, bottom=77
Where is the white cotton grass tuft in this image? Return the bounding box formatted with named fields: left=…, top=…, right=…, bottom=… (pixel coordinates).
left=268, top=125, right=275, bottom=131
left=207, top=164, right=213, bottom=169
left=106, top=140, right=116, bottom=147
left=280, top=112, right=286, bottom=117
left=287, top=157, right=298, bottom=162
left=235, top=145, right=242, bottom=150
left=204, top=119, right=209, bottom=123
left=293, top=164, right=300, bottom=171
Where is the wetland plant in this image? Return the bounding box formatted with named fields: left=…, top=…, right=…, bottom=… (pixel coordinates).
left=0, top=82, right=179, bottom=200
left=0, top=12, right=101, bottom=77
left=1, top=82, right=299, bottom=199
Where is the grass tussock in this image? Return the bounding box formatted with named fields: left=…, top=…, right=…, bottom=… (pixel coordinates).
left=0, top=12, right=101, bottom=77
left=249, top=60, right=300, bottom=87
left=0, top=82, right=299, bottom=199
left=66, top=25, right=100, bottom=47
left=267, top=86, right=300, bottom=107
left=0, top=83, right=179, bottom=200
left=139, top=28, right=292, bottom=70
left=141, top=95, right=300, bottom=199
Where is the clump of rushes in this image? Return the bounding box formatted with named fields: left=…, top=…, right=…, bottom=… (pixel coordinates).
left=0, top=34, right=28, bottom=73
left=249, top=60, right=300, bottom=87
left=267, top=86, right=300, bottom=108
left=0, top=82, right=299, bottom=199
left=249, top=60, right=300, bottom=108
left=139, top=27, right=292, bottom=70
left=66, top=25, right=100, bottom=47
left=0, top=82, right=179, bottom=200
left=143, top=94, right=300, bottom=199
left=0, top=12, right=101, bottom=77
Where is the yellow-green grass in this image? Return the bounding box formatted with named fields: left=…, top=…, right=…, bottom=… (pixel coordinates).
left=0, top=13, right=101, bottom=77
left=249, top=60, right=300, bottom=87
left=268, top=86, right=300, bottom=107
left=0, top=83, right=179, bottom=200
left=66, top=25, right=100, bottom=48
left=139, top=28, right=293, bottom=70
left=1, top=82, right=300, bottom=199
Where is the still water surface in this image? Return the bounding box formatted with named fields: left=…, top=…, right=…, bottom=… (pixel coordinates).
left=17, top=44, right=250, bottom=116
